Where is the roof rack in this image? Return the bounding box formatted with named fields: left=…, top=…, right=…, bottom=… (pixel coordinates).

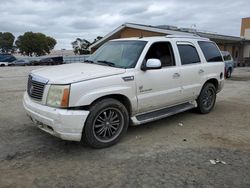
left=165, top=35, right=210, bottom=40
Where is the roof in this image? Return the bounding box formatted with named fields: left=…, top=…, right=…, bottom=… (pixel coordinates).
left=89, top=22, right=246, bottom=50
left=111, top=35, right=210, bottom=43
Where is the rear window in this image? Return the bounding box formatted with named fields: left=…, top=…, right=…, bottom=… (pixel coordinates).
left=223, top=54, right=232, bottom=61
left=198, top=41, right=223, bottom=62
left=177, top=45, right=200, bottom=65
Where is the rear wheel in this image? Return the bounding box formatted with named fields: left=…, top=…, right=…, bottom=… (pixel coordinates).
left=196, top=83, right=216, bottom=114
left=226, top=68, right=232, bottom=78
left=83, top=98, right=129, bottom=148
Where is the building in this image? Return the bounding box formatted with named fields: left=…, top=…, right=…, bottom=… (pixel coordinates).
left=241, top=17, right=250, bottom=59
left=90, top=18, right=250, bottom=65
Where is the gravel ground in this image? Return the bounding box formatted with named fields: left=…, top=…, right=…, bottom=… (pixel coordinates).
left=0, top=66, right=250, bottom=188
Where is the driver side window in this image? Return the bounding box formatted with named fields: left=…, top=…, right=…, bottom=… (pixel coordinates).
left=145, top=42, right=176, bottom=67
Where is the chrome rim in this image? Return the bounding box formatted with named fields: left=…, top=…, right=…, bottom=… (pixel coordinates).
left=93, top=107, right=124, bottom=143
left=202, top=88, right=215, bottom=109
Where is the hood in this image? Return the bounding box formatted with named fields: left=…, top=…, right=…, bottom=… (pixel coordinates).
left=31, top=63, right=126, bottom=84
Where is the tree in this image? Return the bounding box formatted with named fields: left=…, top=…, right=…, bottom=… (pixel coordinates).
left=0, top=32, right=15, bottom=53
left=71, top=38, right=91, bottom=55
left=71, top=36, right=103, bottom=55
left=15, top=32, right=56, bottom=56
left=92, top=36, right=103, bottom=44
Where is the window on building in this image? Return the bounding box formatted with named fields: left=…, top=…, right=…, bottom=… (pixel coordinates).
left=145, top=42, right=175, bottom=67
left=198, top=41, right=223, bottom=62
left=177, top=44, right=200, bottom=65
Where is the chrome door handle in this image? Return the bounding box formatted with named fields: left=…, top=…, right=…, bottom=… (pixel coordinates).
left=198, top=69, right=204, bottom=74
left=173, top=73, right=180, bottom=78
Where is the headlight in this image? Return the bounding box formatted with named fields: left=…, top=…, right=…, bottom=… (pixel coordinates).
left=46, top=85, right=70, bottom=107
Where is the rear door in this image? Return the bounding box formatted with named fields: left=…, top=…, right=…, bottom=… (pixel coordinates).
left=176, top=41, right=204, bottom=101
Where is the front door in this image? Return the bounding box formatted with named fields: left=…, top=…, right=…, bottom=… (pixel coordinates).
left=136, top=42, right=182, bottom=113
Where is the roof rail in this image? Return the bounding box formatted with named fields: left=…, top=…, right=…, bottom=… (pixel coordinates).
left=165, top=35, right=210, bottom=40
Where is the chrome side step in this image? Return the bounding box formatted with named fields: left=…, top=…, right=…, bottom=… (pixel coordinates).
left=131, top=101, right=196, bottom=125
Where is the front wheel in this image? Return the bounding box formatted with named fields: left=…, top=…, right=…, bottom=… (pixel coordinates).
left=83, top=98, right=129, bottom=148
left=196, top=83, right=216, bottom=114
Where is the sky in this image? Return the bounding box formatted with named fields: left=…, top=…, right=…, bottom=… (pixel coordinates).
left=0, top=0, right=249, bottom=50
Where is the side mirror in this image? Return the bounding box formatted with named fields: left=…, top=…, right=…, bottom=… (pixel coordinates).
left=142, top=59, right=162, bottom=71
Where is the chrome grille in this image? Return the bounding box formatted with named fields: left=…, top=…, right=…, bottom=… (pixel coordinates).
left=27, top=75, right=46, bottom=101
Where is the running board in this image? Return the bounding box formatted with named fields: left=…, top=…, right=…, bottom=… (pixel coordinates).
left=131, top=102, right=196, bottom=125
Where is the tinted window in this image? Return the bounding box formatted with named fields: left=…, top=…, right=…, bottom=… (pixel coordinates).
left=198, top=41, right=223, bottom=62
left=0, top=54, right=16, bottom=62
left=221, top=51, right=232, bottom=61
left=177, top=45, right=200, bottom=65
left=145, top=42, right=175, bottom=67
left=223, top=54, right=232, bottom=61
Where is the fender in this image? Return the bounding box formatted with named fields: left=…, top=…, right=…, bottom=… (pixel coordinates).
left=70, top=83, right=138, bottom=113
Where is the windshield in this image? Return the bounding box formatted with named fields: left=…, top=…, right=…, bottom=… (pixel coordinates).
left=87, top=40, right=147, bottom=68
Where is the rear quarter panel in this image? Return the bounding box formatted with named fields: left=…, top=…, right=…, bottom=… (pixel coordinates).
left=194, top=40, right=225, bottom=93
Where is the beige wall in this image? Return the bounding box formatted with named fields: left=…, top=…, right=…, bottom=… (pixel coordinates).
left=92, top=27, right=244, bottom=59
left=243, top=45, right=250, bottom=58
left=217, top=44, right=225, bottom=50
left=120, top=28, right=165, bottom=38
left=91, top=28, right=165, bottom=53
left=243, top=29, right=250, bottom=58
left=120, top=28, right=241, bottom=58
left=217, top=44, right=241, bottom=59
left=241, top=17, right=250, bottom=37
left=224, top=45, right=233, bottom=55
left=244, top=28, right=250, bottom=40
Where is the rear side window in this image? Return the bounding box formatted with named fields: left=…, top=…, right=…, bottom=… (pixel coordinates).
left=177, top=45, right=200, bottom=65
left=198, top=41, right=223, bottom=62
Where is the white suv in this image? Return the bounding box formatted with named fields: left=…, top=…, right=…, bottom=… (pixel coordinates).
left=23, top=35, right=225, bottom=148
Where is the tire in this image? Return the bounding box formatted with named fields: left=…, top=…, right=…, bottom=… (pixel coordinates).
left=196, top=83, right=216, bottom=114
left=83, top=98, right=129, bottom=148
left=226, top=68, right=232, bottom=78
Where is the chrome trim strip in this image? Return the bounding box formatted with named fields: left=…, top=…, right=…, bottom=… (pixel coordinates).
left=30, top=73, right=49, bottom=84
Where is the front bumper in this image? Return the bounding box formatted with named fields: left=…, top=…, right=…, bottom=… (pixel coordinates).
left=23, top=92, right=89, bottom=141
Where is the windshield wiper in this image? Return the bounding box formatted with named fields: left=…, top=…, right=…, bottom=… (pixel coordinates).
left=97, top=60, right=116, bottom=67
left=84, top=59, right=95, bottom=63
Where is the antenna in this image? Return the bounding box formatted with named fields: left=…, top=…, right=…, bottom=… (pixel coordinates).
left=190, top=24, right=198, bottom=35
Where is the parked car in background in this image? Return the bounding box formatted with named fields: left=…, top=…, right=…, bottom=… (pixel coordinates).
left=221, top=51, right=234, bottom=78
left=0, top=62, right=9, bottom=66
left=35, top=56, right=64, bottom=65
left=0, top=54, right=16, bottom=66
left=11, top=59, right=31, bottom=66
